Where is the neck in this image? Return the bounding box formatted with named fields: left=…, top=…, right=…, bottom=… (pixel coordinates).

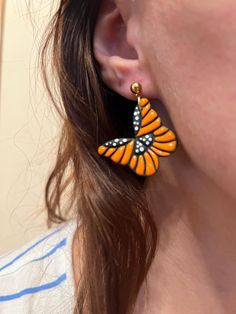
left=140, top=146, right=236, bottom=313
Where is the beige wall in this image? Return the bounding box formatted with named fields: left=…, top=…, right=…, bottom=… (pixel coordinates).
left=0, top=0, right=60, bottom=254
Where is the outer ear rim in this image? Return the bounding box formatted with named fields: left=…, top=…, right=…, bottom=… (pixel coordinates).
left=93, top=0, right=157, bottom=100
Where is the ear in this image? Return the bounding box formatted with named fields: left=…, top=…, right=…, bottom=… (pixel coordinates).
left=93, top=0, right=156, bottom=100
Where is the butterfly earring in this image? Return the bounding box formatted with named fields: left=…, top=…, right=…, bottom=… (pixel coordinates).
left=97, top=82, right=177, bottom=176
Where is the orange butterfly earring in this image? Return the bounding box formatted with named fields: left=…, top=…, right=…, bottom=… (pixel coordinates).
left=97, top=82, right=177, bottom=176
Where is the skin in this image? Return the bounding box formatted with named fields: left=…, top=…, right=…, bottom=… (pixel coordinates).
left=74, top=1, right=236, bottom=313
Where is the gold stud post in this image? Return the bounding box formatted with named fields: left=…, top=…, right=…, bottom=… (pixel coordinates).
left=130, top=82, right=142, bottom=97
left=131, top=82, right=142, bottom=110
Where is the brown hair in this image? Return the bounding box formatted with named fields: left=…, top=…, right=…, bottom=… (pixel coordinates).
left=40, top=0, right=157, bottom=313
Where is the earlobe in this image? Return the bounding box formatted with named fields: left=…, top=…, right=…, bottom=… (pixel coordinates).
left=93, top=0, right=156, bottom=99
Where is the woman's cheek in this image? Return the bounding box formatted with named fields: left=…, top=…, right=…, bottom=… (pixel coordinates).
left=136, top=0, right=236, bottom=198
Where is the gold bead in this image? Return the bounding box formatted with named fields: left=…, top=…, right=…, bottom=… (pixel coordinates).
left=130, top=82, right=142, bottom=96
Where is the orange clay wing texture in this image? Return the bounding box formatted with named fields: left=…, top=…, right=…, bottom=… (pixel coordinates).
left=135, top=155, right=145, bottom=176
left=129, top=155, right=138, bottom=171
left=136, top=98, right=161, bottom=137
left=153, top=130, right=177, bottom=153
left=111, top=145, right=126, bottom=163
left=143, top=152, right=156, bottom=176
left=120, top=140, right=135, bottom=165
left=129, top=150, right=160, bottom=177
left=138, top=97, right=177, bottom=156
left=97, top=138, right=135, bottom=165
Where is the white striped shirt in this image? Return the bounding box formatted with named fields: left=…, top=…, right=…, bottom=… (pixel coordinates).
left=0, top=218, right=78, bottom=313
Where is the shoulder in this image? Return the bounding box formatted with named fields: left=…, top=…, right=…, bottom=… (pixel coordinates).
left=0, top=218, right=80, bottom=313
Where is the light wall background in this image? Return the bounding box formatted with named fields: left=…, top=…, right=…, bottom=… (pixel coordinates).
left=0, top=0, right=60, bottom=254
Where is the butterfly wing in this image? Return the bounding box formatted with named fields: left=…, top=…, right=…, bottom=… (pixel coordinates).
left=98, top=137, right=158, bottom=176
left=136, top=97, right=177, bottom=155
left=98, top=138, right=136, bottom=165
left=135, top=98, right=161, bottom=137
left=128, top=98, right=177, bottom=176
left=151, top=127, right=177, bottom=157
left=128, top=135, right=160, bottom=176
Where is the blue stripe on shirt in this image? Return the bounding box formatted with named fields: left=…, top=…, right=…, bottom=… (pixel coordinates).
left=0, top=226, right=64, bottom=272
left=29, top=238, right=66, bottom=263
left=0, top=273, right=67, bottom=302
